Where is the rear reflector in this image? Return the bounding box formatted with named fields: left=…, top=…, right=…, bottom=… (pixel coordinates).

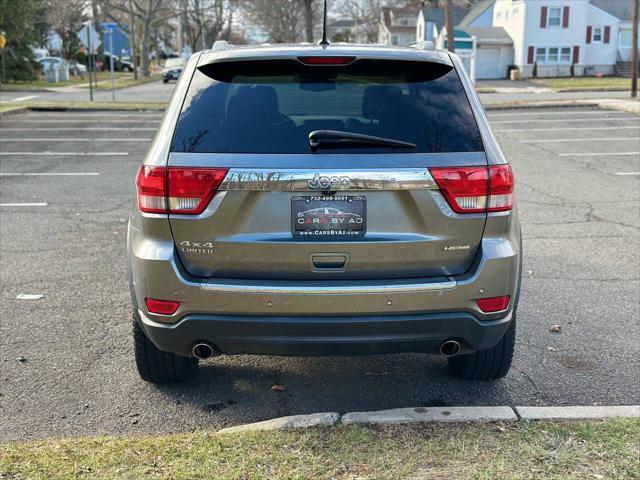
left=476, top=296, right=510, bottom=313
left=136, top=166, right=228, bottom=215
left=429, top=165, right=514, bottom=214
left=297, top=56, right=356, bottom=65
left=145, top=298, right=180, bottom=315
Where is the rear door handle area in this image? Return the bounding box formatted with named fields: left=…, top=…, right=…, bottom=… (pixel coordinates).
left=310, top=253, right=348, bottom=270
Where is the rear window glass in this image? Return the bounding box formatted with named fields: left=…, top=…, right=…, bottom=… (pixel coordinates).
left=171, top=59, right=483, bottom=154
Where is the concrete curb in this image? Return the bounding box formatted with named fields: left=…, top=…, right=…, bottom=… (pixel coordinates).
left=342, top=406, right=518, bottom=425
left=484, top=100, right=601, bottom=111
left=216, top=406, right=640, bottom=433
left=217, top=412, right=340, bottom=434
left=589, top=98, right=640, bottom=115
left=515, top=406, right=640, bottom=421
left=0, top=106, right=29, bottom=117
left=484, top=98, right=639, bottom=113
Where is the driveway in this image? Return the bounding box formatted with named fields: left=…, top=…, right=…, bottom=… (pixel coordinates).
left=0, top=107, right=638, bottom=441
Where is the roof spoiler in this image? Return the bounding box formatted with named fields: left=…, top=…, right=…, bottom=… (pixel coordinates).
left=212, top=40, right=232, bottom=51
left=408, top=41, right=435, bottom=50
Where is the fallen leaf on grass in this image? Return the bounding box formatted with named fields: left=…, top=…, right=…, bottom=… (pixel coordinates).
left=270, top=384, right=286, bottom=392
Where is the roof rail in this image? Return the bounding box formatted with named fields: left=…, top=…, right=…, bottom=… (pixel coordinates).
left=408, top=40, right=435, bottom=51
left=212, top=40, right=232, bottom=51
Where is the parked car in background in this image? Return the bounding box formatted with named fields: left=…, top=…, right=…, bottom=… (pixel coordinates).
left=31, top=47, right=50, bottom=61
left=119, top=58, right=134, bottom=72
left=162, top=57, right=186, bottom=83
left=103, top=54, right=134, bottom=72
left=68, top=60, right=87, bottom=77
left=37, top=56, right=64, bottom=73
left=120, top=56, right=135, bottom=72
left=37, top=56, right=70, bottom=82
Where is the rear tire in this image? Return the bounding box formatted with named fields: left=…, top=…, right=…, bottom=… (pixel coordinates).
left=133, top=312, right=198, bottom=383
left=447, top=313, right=516, bottom=381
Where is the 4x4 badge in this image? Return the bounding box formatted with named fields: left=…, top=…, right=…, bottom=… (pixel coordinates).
left=180, top=240, right=215, bottom=254
left=308, top=173, right=351, bottom=190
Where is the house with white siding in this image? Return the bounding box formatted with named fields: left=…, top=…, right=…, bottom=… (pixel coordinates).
left=492, top=0, right=638, bottom=78
left=426, top=0, right=638, bottom=79
left=378, top=7, right=419, bottom=46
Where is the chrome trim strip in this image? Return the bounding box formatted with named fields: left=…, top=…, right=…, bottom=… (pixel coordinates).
left=200, top=279, right=456, bottom=295
left=219, top=168, right=438, bottom=191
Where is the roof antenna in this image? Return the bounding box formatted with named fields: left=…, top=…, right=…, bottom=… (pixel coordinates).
left=319, top=0, right=329, bottom=46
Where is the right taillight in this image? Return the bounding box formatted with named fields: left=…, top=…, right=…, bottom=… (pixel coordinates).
left=487, top=164, right=514, bottom=212
left=429, top=165, right=514, bottom=214
left=136, top=166, right=228, bottom=215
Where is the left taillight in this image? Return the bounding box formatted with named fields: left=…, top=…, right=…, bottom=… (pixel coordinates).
left=136, top=166, right=228, bottom=215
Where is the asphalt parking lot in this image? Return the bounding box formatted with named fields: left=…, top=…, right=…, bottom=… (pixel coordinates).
left=1, top=106, right=638, bottom=441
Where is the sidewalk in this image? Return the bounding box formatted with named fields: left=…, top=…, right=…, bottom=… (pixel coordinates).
left=482, top=96, right=640, bottom=114
left=476, top=79, right=554, bottom=94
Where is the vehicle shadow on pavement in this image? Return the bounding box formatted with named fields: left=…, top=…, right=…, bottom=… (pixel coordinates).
left=150, top=353, right=520, bottom=427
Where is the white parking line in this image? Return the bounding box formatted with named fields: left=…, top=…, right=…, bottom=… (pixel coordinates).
left=9, top=95, right=39, bottom=102
left=8, top=120, right=161, bottom=124
left=487, top=110, right=620, bottom=117
left=0, top=203, right=47, bottom=206
left=0, top=172, right=100, bottom=176
left=558, top=152, right=640, bottom=157
left=614, top=172, right=640, bottom=176
left=1, top=128, right=156, bottom=131
left=24, top=113, right=163, bottom=117
left=496, top=126, right=640, bottom=133
left=1, top=152, right=129, bottom=156
left=0, top=138, right=152, bottom=142
left=521, top=137, right=640, bottom=143
left=491, top=117, right=634, bottom=124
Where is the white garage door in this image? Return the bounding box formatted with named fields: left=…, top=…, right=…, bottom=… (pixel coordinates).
left=476, top=47, right=503, bottom=79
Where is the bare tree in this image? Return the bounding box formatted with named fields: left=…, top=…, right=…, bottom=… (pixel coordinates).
left=301, top=0, right=314, bottom=42
left=45, top=0, right=87, bottom=58
left=241, top=0, right=306, bottom=43
left=99, top=0, right=175, bottom=76
left=180, top=0, right=237, bottom=52
left=337, top=0, right=382, bottom=43
left=128, top=0, right=138, bottom=79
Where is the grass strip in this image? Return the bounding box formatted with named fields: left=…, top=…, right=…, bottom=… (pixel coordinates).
left=531, top=76, right=633, bottom=91
left=0, top=101, right=167, bottom=112
left=1, top=419, right=638, bottom=479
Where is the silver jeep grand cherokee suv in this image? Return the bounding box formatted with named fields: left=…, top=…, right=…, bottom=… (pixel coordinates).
left=128, top=43, right=521, bottom=383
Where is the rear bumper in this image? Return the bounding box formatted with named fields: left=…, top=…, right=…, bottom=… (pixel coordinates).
left=137, top=308, right=514, bottom=357
left=127, top=211, right=522, bottom=357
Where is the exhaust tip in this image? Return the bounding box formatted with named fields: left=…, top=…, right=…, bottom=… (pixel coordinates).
left=440, top=340, right=461, bottom=357
left=192, top=343, right=215, bottom=360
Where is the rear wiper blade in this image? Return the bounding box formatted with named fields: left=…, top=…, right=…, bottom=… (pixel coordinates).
left=308, top=130, right=417, bottom=151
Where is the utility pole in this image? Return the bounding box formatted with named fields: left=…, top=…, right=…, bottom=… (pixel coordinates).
left=632, top=0, right=638, bottom=98
left=128, top=0, right=138, bottom=81
left=445, top=0, right=454, bottom=53
left=87, top=27, right=94, bottom=101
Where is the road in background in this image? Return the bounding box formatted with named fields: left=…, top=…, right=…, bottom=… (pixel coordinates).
left=0, top=80, right=175, bottom=103
left=0, top=107, right=638, bottom=441
left=1, top=79, right=636, bottom=105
